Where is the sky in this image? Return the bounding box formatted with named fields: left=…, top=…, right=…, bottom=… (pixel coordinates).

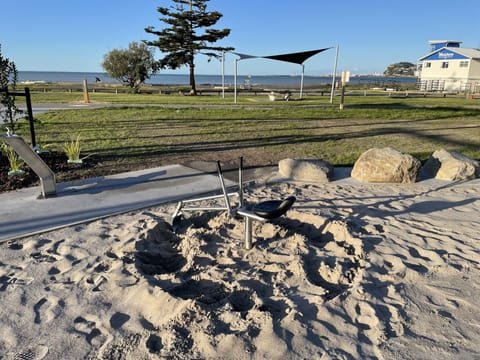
left=1, top=0, right=480, bottom=76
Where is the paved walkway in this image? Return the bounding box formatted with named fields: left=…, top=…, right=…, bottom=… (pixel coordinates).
left=0, top=164, right=235, bottom=243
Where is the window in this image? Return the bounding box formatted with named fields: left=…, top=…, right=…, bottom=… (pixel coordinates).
left=441, top=62, right=449, bottom=69
left=460, top=60, right=469, bottom=68
left=424, top=62, right=431, bottom=68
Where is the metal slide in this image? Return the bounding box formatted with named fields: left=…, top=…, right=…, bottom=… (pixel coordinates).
left=1, top=134, right=56, bottom=198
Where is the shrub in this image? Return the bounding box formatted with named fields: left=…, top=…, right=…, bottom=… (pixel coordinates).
left=1, top=140, right=24, bottom=173
left=62, top=135, right=81, bottom=162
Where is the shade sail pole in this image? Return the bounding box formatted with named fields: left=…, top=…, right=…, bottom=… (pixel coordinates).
left=300, top=64, right=305, bottom=99
left=234, top=58, right=238, bottom=103
left=330, top=45, right=339, bottom=103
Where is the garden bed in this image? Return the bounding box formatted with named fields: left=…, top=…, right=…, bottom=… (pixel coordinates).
left=0, top=151, right=97, bottom=193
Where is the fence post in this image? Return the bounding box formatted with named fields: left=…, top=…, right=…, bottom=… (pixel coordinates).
left=24, top=87, right=36, bottom=147
left=83, top=79, right=89, bottom=103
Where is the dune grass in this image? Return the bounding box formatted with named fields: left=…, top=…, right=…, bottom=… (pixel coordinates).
left=10, top=92, right=479, bottom=173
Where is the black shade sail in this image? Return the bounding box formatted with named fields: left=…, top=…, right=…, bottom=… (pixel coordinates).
left=232, top=52, right=259, bottom=60
left=232, top=47, right=334, bottom=102
left=263, top=48, right=332, bottom=64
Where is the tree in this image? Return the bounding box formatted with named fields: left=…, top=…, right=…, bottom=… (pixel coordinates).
left=102, top=42, right=159, bottom=93
left=384, top=62, right=416, bottom=76
left=0, top=44, right=20, bottom=132
left=145, top=0, right=233, bottom=95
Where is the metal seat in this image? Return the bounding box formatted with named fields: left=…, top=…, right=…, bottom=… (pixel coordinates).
left=252, top=197, right=296, bottom=220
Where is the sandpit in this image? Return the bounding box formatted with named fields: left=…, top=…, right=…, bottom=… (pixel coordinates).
left=1, top=179, right=479, bottom=359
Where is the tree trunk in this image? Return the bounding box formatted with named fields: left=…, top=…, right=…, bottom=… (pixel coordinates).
left=188, top=1, right=196, bottom=95
left=189, top=60, right=196, bottom=95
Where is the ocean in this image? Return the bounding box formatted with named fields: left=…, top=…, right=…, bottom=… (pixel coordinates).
left=17, top=71, right=417, bottom=87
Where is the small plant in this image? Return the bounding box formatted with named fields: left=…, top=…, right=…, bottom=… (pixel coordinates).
left=62, top=135, right=82, bottom=163
left=1, top=140, right=24, bottom=176
left=33, top=142, right=52, bottom=154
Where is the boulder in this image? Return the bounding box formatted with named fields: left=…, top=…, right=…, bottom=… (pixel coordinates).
left=351, top=147, right=420, bottom=183
left=278, top=158, right=333, bottom=182
left=421, top=149, right=480, bottom=181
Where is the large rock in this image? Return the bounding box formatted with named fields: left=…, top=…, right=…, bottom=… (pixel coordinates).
left=278, top=158, right=333, bottom=182
left=421, top=149, right=480, bottom=181
left=351, top=147, right=420, bottom=183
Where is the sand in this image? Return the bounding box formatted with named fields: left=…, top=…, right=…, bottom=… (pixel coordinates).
left=1, top=176, right=479, bottom=359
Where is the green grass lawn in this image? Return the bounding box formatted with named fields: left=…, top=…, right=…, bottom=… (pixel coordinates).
left=7, top=92, right=480, bottom=174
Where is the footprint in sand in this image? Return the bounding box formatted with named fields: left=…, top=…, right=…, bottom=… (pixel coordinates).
left=11, top=344, right=49, bottom=360
left=33, top=296, right=65, bottom=324
left=135, top=221, right=187, bottom=275
left=0, top=273, right=34, bottom=291
left=48, top=239, right=66, bottom=256
left=109, top=312, right=131, bottom=330
left=73, top=316, right=109, bottom=347
left=146, top=334, right=163, bottom=353
left=380, top=254, right=407, bottom=278
left=7, top=242, right=23, bottom=251
left=30, top=251, right=58, bottom=264
left=300, top=219, right=365, bottom=300
left=169, top=279, right=230, bottom=305
left=354, top=302, right=384, bottom=344
left=92, top=261, right=113, bottom=289
left=97, top=333, right=142, bottom=359
left=386, top=304, right=405, bottom=337
left=85, top=274, right=108, bottom=292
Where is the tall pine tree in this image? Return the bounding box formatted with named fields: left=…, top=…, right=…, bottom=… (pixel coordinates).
left=145, top=0, right=233, bottom=94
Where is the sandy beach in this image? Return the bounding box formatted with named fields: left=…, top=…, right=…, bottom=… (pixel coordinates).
left=1, top=174, right=479, bottom=359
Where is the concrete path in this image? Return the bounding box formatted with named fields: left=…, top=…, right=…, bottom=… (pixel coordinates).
left=0, top=164, right=235, bottom=243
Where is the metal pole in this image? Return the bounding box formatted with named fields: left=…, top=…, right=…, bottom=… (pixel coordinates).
left=238, top=156, right=243, bottom=207
left=221, top=51, right=225, bottom=99
left=24, top=87, right=36, bottom=148
left=300, top=64, right=305, bottom=99
left=216, top=161, right=232, bottom=214
left=330, top=45, right=339, bottom=103
left=339, top=82, right=346, bottom=110
left=245, top=217, right=253, bottom=249
left=234, top=58, right=238, bottom=103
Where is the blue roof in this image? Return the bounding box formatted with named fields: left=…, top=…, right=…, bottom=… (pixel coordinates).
left=419, top=47, right=480, bottom=61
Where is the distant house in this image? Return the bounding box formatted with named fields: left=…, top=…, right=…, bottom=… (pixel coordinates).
left=417, top=40, right=480, bottom=93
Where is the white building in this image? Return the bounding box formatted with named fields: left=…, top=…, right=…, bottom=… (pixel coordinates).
left=417, top=40, right=480, bottom=93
